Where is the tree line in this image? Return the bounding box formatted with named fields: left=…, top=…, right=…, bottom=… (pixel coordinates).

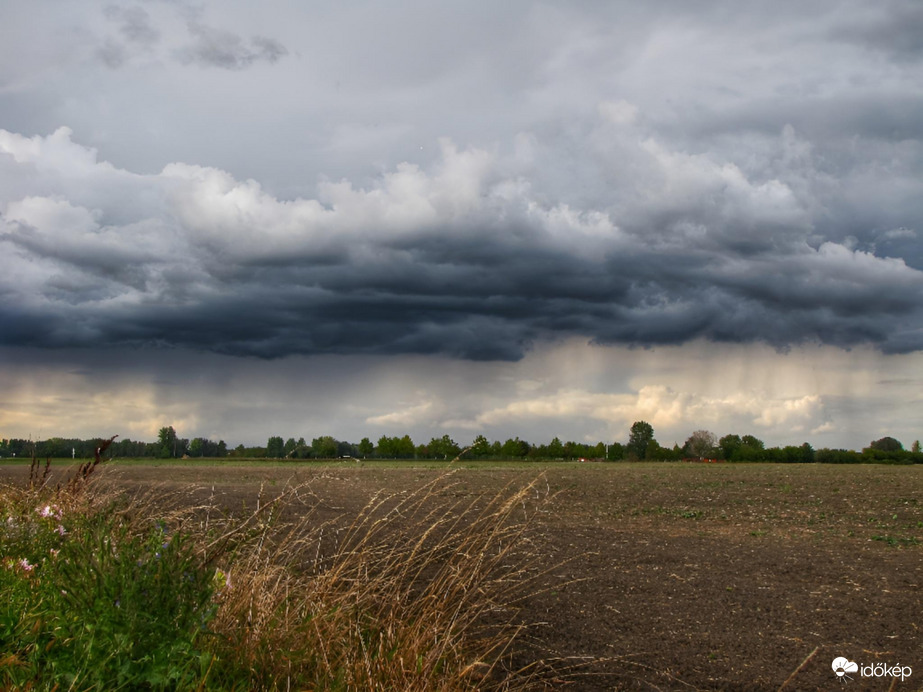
left=1, top=422, right=920, bottom=464
left=0, top=428, right=227, bottom=461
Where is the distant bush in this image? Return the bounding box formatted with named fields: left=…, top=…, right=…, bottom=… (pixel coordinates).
left=814, top=448, right=863, bottom=464
left=814, top=448, right=922, bottom=464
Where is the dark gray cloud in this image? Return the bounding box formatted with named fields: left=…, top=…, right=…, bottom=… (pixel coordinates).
left=92, top=3, right=287, bottom=71
left=1, top=126, right=922, bottom=363
left=831, top=1, right=923, bottom=60
left=96, top=5, right=160, bottom=68
left=96, top=39, right=130, bottom=69
left=178, top=22, right=288, bottom=70
left=104, top=5, right=161, bottom=48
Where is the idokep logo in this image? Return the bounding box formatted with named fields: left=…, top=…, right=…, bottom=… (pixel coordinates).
left=831, top=657, right=858, bottom=681
left=832, top=657, right=912, bottom=683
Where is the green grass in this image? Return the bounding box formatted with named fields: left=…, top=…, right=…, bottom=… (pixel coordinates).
left=1, top=493, right=217, bottom=689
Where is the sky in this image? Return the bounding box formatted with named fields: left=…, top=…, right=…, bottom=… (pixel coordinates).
left=1, top=0, right=922, bottom=450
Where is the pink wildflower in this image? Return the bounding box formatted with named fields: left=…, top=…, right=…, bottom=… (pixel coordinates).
left=19, top=558, right=34, bottom=572
left=37, top=505, right=63, bottom=520
left=56, top=524, right=67, bottom=536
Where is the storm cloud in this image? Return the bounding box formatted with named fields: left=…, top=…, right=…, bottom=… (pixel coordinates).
left=1, top=121, right=922, bottom=361
left=178, top=24, right=288, bottom=70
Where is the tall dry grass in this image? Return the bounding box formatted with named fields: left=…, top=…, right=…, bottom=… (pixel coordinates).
left=198, top=471, right=555, bottom=690
left=3, top=452, right=559, bottom=690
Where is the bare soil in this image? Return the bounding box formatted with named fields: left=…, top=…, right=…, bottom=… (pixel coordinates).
left=2, top=461, right=921, bottom=691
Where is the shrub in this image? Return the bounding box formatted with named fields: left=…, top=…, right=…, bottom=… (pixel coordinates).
left=1, top=492, right=216, bottom=689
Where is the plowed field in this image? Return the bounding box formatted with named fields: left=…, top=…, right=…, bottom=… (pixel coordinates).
left=3, top=461, right=920, bottom=690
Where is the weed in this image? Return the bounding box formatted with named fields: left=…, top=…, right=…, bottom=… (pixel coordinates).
left=1, top=469, right=216, bottom=689
left=871, top=535, right=921, bottom=547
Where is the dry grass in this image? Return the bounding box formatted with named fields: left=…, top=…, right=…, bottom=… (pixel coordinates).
left=4, top=449, right=560, bottom=690
left=39, top=464, right=559, bottom=690
left=191, top=470, right=556, bottom=690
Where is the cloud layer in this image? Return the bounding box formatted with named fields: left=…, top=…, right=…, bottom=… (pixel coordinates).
left=1, top=122, right=922, bottom=361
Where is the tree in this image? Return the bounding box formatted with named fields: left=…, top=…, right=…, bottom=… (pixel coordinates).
left=158, top=426, right=177, bottom=458
left=719, top=434, right=742, bottom=460
left=312, top=436, right=339, bottom=458
left=815, top=448, right=861, bottom=464
left=741, top=435, right=764, bottom=450
left=266, top=436, right=285, bottom=458
left=377, top=435, right=395, bottom=458
left=869, top=436, right=903, bottom=452
left=547, top=437, right=564, bottom=459
left=728, top=434, right=766, bottom=461
left=428, top=435, right=459, bottom=460
left=471, top=434, right=490, bottom=458
left=190, top=438, right=229, bottom=457
left=501, top=437, right=528, bottom=459
left=912, top=440, right=921, bottom=454
left=288, top=437, right=308, bottom=459
left=684, top=430, right=717, bottom=459
left=645, top=439, right=664, bottom=461
left=800, top=442, right=815, bottom=463
left=358, top=437, right=374, bottom=458
left=627, top=421, right=654, bottom=460
left=396, top=435, right=416, bottom=458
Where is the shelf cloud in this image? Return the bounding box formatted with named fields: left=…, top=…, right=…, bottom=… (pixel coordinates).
left=2, top=125, right=921, bottom=362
